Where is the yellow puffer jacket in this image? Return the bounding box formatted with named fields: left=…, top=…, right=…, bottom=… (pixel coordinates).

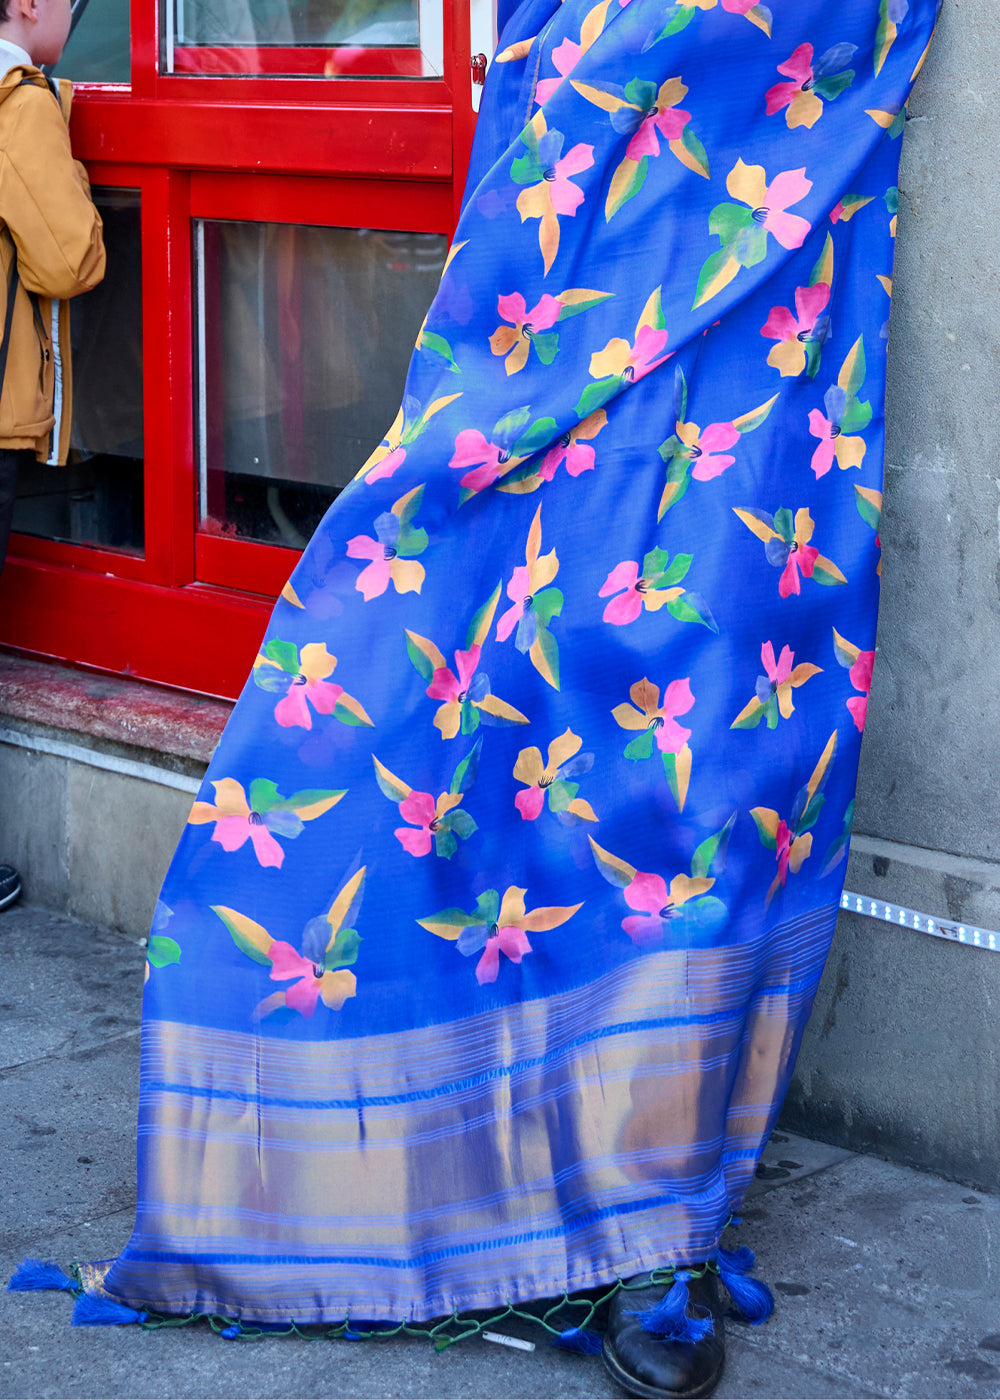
left=0, top=66, right=105, bottom=463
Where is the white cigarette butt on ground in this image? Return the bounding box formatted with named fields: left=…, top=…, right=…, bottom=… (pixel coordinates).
left=482, top=1331, right=536, bottom=1351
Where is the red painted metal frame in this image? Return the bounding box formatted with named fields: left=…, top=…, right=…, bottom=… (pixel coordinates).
left=172, top=46, right=428, bottom=78
left=0, top=0, right=472, bottom=700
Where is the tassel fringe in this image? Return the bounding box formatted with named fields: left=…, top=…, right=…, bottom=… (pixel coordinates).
left=628, top=1271, right=714, bottom=1343
left=72, top=1292, right=148, bottom=1327
left=7, top=1259, right=77, bottom=1293
left=551, top=1326, right=603, bottom=1355
left=717, top=1246, right=774, bottom=1325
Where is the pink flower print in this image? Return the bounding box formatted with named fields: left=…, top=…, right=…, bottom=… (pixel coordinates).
left=188, top=777, right=344, bottom=868
left=761, top=282, right=831, bottom=377
left=489, top=292, right=562, bottom=376
left=613, top=676, right=695, bottom=753
left=513, top=115, right=595, bottom=274
left=766, top=43, right=822, bottom=128
left=538, top=410, right=606, bottom=481
left=774, top=819, right=797, bottom=886
left=359, top=391, right=462, bottom=484
left=600, top=560, right=646, bottom=625
left=535, top=37, right=582, bottom=105
left=450, top=410, right=531, bottom=492
left=394, top=789, right=465, bottom=856
left=346, top=510, right=424, bottom=601
left=621, top=870, right=714, bottom=946
left=732, top=641, right=822, bottom=729
left=495, top=507, right=561, bottom=688
left=727, top=159, right=813, bottom=250
left=847, top=650, right=874, bottom=731
left=589, top=322, right=670, bottom=385
left=833, top=628, right=874, bottom=731
left=395, top=790, right=438, bottom=856
left=423, top=885, right=581, bottom=985
left=808, top=387, right=866, bottom=477
left=365, top=444, right=406, bottom=485
left=449, top=429, right=509, bottom=494
left=265, top=941, right=339, bottom=1017
left=475, top=923, right=533, bottom=984
left=763, top=640, right=793, bottom=690
left=650, top=678, right=694, bottom=753
left=426, top=644, right=486, bottom=738
left=735, top=506, right=847, bottom=599
left=598, top=558, right=686, bottom=625
left=752, top=732, right=836, bottom=904
left=513, top=728, right=596, bottom=823
left=677, top=420, right=740, bottom=482
left=778, top=528, right=819, bottom=598
left=274, top=648, right=342, bottom=728
left=542, top=134, right=594, bottom=217
left=253, top=640, right=373, bottom=731
left=625, top=98, right=689, bottom=162
left=766, top=42, right=857, bottom=130
left=189, top=778, right=284, bottom=867
left=772, top=815, right=816, bottom=888
left=214, top=873, right=364, bottom=1020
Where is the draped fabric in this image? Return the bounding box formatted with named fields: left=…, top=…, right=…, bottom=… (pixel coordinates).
left=104, top=0, right=937, bottom=1325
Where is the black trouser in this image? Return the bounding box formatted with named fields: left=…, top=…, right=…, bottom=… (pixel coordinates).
left=0, top=447, right=31, bottom=576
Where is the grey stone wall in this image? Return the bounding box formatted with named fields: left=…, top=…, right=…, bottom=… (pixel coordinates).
left=785, top=0, right=1000, bottom=1190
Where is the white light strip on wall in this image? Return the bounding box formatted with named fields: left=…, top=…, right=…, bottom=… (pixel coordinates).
left=0, top=727, right=202, bottom=795
left=841, top=890, right=999, bottom=954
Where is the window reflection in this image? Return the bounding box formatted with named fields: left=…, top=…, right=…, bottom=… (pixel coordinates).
left=13, top=190, right=143, bottom=554
left=52, top=0, right=130, bottom=84
left=195, top=220, right=446, bottom=549
left=176, top=0, right=418, bottom=46
left=166, top=0, right=442, bottom=77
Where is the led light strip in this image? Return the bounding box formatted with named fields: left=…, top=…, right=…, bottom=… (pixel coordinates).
left=841, top=890, right=999, bottom=953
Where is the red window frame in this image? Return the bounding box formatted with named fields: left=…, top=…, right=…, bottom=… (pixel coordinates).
left=0, top=0, right=479, bottom=700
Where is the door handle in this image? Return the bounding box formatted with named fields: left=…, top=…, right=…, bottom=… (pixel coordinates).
left=469, top=0, right=497, bottom=110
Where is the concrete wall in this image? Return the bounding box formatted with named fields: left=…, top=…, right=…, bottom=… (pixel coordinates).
left=0, top=735, right=192, bottom=937
left=784, top=0, right=1000, bottom=1191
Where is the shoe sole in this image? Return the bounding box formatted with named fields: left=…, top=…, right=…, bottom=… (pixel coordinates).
left=602, top=1338, right=724, bottom=1400
left=0, top=884, right=22, bottom=911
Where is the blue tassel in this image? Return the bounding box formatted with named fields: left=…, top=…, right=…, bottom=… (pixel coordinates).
left=220, top=1325, right=242, bottom=1339
left=71, top=1292, right=148, bottom=1327
left=551, top=1326, right=603, bottom=1355
left=717, top=1247, right=774, bottom=1325
left=7, top=1259, right=77, bottom=1293
left=628, top=1271, right=714, bottom=1343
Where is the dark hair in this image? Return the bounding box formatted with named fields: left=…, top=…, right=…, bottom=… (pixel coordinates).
left=0, top=2, right=9, bottom=23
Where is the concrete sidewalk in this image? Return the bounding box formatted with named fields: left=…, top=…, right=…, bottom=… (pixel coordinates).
left=2, top=903, right=998, bottom=1400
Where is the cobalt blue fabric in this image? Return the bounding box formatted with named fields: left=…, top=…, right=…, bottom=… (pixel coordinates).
left=103, top=0, right=937, bottom=1324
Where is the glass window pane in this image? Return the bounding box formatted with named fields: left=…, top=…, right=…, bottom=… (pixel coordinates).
left=52, top=0, right=130, bottom=84
left=194, top=219, right=446, bottom=548
left=13, top=190, right=144, bottom=555
left=166, top=0, right=442, bottom=77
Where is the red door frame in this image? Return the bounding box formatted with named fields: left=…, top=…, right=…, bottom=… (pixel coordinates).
left=0, top=0, right=480, bottom=700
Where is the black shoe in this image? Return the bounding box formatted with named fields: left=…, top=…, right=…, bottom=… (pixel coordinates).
left=603, top=1270, right=725, bottom=1399
left=0, top=865, right=22, bottom=911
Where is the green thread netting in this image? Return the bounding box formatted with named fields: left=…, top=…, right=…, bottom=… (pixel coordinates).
left=67, top=1260, right=721, bottom=1349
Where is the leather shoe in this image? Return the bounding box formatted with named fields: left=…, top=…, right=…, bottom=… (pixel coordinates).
left=602, top=1269, right=725, bottom=1399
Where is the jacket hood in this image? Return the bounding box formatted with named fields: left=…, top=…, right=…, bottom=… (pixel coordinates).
left=0, top=64, right=70, bottom=118
left=0, top=62, right=42, bottom=101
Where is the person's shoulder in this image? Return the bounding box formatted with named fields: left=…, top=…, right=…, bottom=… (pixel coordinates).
left=0, top=64, right=60, bottom=105
left=0, top=65, right=64, bottom=135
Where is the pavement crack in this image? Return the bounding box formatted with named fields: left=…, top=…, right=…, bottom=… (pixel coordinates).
left=0, top=1025, right=141, bottom=1076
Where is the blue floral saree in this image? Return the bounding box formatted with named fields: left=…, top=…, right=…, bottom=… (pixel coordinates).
left=97, top=0, right=938, bottom=1329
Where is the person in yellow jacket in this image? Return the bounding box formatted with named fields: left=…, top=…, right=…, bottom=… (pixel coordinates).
left=0, top=0, right=106, bottom=910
